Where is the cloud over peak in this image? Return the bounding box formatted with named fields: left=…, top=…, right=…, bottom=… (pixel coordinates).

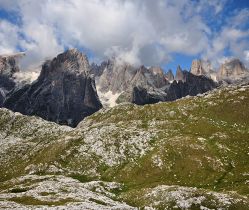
left=0, top=0, right=248, bottom=70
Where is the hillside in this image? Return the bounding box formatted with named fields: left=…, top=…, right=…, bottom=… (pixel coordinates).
left=0, top=83, right=249, bottom=209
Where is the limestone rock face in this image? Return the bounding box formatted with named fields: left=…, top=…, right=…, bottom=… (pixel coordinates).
left=0, top=53, right=23, bottom=106
left=218, top=59, right=248, bottom=80
left=93, top=59, right=168, bottom=106
left=166, top=71, right=217, bottom=101
left=4, top=49, right=102, bottom=127
left=0, top=53, right=24, bottom=77
left=190, top=59, right=218, bottom=81
left=175, top=66, right=184, bottom=81
left=165, top=69, right=174, bottom=82
left=191, top=60, right=211, bottom=76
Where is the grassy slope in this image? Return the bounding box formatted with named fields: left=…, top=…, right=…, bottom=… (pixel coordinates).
left=0, top=84, right=249, bottom=209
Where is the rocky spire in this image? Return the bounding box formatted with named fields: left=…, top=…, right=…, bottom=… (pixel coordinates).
left=0, top=53, right=24, bottom=77
left=175, top=65, right=184, bottom=81
left=4, top=49, right=102, bottom=127
left=191, top=60, right=209, bottom=76
left=165, top=69, right=174, bottom=82
left=218, top=58, right=248, bottom=80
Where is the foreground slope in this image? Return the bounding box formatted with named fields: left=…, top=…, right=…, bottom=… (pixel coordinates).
left=0, top=83, right=249, bottom=209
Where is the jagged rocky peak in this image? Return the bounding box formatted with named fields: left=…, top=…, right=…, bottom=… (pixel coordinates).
left=96, top=59, right=168, bottom=94
left=149, top=66, right=164, bottom=75
left=0, top=53, right=24, bottom=106
left=0, top=52, right=25, bottom=77
left=165, top=69, right=174, bottom=82
left=3, top=49, right=102, bottom=127
left=175, top=65, right=184, bottom=81
left=219, top=58, right=248, bottom=79
left=40, top=49, right=90, bottom=79
left=191, top=59, right=212, bottom=76
left=166, top=71, right=217, bottom=101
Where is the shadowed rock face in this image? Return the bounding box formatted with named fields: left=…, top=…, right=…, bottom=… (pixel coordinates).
left=0, top=75, right=16, bottom=106
left=166, top=71, right=217, bottom=101
left=132, top=86, right=165, bottom=105
left=4, top=49, right=102, bottom=127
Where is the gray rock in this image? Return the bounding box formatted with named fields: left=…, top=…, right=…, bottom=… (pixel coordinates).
left=166, top=71, right=217, bottom=101
left=175, top=65, right=185, bottom=81
left=0, top=53, right=23, bottom=106
left=165, top=69, right=174, bottom=82
left=218, top=58, right=248, bottom=81
left=93, top=59, right=168, bottom=105
left=0, top=53, right=24, bottom=77
left=4, top=49, right=102, bottom=127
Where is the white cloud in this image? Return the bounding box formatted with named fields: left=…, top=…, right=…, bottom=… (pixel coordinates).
left=0, top=20, right=20, bottom=54
left=0, top=0, right=248, bottom=69
left=203, top=8, right=249, bottom=68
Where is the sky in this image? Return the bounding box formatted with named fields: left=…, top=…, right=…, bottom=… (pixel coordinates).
left=0, top=0, right=248, bottom=74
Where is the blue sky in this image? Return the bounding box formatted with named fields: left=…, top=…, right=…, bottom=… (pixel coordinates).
left=0, top=0, right=248, bottom=74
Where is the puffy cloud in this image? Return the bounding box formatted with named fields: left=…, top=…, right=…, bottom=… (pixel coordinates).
left=0, top=20, right=20, bottom=54
left=0, top=0, right=248, bottom=69
left=203, top=9, right=249, bottom=67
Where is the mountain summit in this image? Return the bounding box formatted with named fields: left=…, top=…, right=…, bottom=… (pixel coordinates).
left=3, top=49, right=102, bottom=127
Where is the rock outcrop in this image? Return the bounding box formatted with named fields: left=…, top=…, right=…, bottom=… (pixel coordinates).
left=165, top=69, right=174, bottom=82
left=0, top=53, right=23, bottom=106
left=166, top=71, right=217, bottom=101
left=93, top=59, right=168, bottom=106
left=218, top=59, right=248, bottom=81
left=0, top=53, right=24, bottom=77
left=191, top=59, right=211, bottom=76
left=4, top=49, right=102, bottom=127
left=190, top=59, right=218, bottom=81
left=175, top=65, right=185, bottom=81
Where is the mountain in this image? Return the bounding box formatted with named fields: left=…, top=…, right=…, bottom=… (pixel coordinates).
left=0, top=83, right=249, bottom=209
left=0, top=53, right=24, bottom=106
left=175, top=65, right=185, bottom=81
left=218, top=58, right=249, bottom=81
left=165, top=69, right=174, bottom=82
left=0, top=50, right=219, bottom=124
left=93, top=59, right=218, bottom=106
left=94, top=59, right=168, bottom=106
left=190, top=58, right=249, bottom=83
left=190, top=59, right=218, bottom=81
left=0, top=53, right=24, bottom=77
left=166, top=71, right=217, bottom=101
left=3, top=49, right=102, bottom=127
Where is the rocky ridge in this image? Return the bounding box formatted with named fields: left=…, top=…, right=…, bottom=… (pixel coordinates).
left=3, top=49, right=102, bottom=127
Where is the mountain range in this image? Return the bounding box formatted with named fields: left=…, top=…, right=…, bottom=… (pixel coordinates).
left=0, top=49, right=248, bottom=127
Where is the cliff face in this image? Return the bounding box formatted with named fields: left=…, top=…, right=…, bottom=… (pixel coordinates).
left=4, top=49, right=102, bottom=127
left=0, top=54, right=23, bottom=106
left=166, top=71, right=217, bottom=101
left=190, top=59, right=213, bottom=76
left=93, top=59, right=169, bottom=106
left=0, top=53, right=24, bottom=77
left=165, top=69, right=174, bottom=82
left=175, top=66, right=184, bottom=81
left=218, top=59, right=248, bottom=80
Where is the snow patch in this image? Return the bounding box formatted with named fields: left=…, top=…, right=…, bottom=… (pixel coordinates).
left=96, top=86, right=122, bottom=107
